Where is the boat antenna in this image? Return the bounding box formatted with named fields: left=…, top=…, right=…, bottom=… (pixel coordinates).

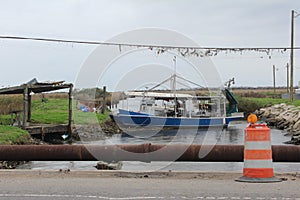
left=173, top=56, right=177, bottom=117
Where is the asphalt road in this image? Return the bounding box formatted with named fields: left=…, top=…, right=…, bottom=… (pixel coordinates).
left=0, top=170, right=299, bottom=200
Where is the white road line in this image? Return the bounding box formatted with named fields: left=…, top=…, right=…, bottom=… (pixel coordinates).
left=0, top=194, right=299, bottom=200
left=0, top=194, right=159, bottom=199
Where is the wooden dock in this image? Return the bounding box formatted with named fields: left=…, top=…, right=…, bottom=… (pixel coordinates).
left=25, top=124, right=69, bottom=136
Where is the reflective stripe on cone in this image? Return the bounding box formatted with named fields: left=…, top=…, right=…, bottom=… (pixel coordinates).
left=243, top=168, right=274, bottom=178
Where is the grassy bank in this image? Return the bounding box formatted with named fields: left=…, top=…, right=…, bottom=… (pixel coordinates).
left=0, top=96, right=34, bottom=144
left=0, top=97, right=110, bottom=125
left=0, top=96, right=112, bottom=143
left=237, top=96, right=300, bottom=117
left=31, top=98, right=110, bottom=125
left=74, top=110, right=111, bottom=125
left=0, top=93, right=111, bottom=125
left=0, top=126, right=32, bottom=145
left=0, top=126, right=35, bottom=169
left=31, top=98, right=69, bottom=124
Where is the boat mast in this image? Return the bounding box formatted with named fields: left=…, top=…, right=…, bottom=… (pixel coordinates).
left=173, top=56, right=177, bottom=117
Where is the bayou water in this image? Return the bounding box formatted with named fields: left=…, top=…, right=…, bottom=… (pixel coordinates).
left=19, top=121, right=300, bottom=172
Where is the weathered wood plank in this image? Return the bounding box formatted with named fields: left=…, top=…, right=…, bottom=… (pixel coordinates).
left=25, top=124, right=69, bottom=135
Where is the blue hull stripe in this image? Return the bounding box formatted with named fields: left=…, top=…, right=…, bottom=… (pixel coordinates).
left=113, top=114, right=242, bottom=128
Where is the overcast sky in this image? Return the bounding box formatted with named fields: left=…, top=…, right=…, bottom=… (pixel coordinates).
left=0, top=0, right=299, bottom=90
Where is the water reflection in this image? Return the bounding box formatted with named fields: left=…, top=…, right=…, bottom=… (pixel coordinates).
left=96, top=121, right=288, bottom=145
left=221, top=125, right=241, bottom=144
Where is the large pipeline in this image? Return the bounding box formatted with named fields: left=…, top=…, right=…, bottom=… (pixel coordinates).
left=0, top=144, right=299, bottom=162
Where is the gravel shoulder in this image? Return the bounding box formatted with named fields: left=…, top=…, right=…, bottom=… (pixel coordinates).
left=1, top=170, right=300, bottom=180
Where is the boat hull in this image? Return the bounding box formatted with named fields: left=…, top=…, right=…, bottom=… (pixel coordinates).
left=111, top=114, right=242, bottom=128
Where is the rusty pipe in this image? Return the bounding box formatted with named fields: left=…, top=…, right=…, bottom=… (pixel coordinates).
left=0, top=144, right=299, bottom=162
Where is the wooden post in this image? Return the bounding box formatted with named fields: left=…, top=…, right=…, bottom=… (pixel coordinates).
left=68, top=84, right=73, bottom=137
left=102, top=86, right=106, bottom=114
left=286, top=63, right=289, bottom=93
left=273, top=65, right=276, bottom=94
left=28, top=90, right=32, bottom=122
left=10, top=113, right=14, bottom=126
left=23, top=86, right=28, bottom=129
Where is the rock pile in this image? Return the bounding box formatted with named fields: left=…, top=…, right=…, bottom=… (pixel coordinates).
left=96, top=161, right=122, bottom=170
left=254, top=103, right=300, bottom=145
left=73, top=125, right=108, bottom=141
left=0, top=161, right=27, bottom=169
left=73, top=122, right=122, bottom=141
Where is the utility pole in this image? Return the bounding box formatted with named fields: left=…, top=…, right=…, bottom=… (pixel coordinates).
left=290, top=10, right=295, bottom=102
left=273, top=65, right=276, bottom=94
left=102, top=86, right=106, bottom=114
left=286, top=63, right=290, bottom=93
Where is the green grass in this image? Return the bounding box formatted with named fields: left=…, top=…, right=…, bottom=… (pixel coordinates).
left=0, top=115, right=11, bottom=125
left=0, top=98, right=110, bottom=125
left=0, top=98, right=111, bottom=144
left=31, top=98, right=69, bottom=124
left=73, top=110, right=110, bottom=125
left=239, top=97, right=300, bottom=108
left=0, top=126, right=31, bottom=145
left=31, top=98, right=110, bottom=125
left=236, top=96, right=300, bottom=118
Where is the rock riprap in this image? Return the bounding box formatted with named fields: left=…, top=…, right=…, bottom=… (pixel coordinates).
left=255, top=103, right=300, bottom=145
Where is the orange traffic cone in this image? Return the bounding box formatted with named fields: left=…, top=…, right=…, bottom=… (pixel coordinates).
left=236, top=114, right=281, bottom=183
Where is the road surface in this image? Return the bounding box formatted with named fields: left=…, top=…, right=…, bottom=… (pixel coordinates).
left=0, top=170, right=299, bottom=199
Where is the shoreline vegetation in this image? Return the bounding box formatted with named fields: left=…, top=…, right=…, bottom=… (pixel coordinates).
left=0, top=126, right=39, bottom=169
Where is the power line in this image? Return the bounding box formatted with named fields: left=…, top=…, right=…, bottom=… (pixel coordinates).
left=0, top=35, right=299, bottom=51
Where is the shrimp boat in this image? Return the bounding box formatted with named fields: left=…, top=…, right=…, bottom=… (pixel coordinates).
left=110, top=76, right=243, bottom=129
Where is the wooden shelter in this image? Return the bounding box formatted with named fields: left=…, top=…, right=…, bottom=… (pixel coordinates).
left=0, top=79, right=73, bottom=136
